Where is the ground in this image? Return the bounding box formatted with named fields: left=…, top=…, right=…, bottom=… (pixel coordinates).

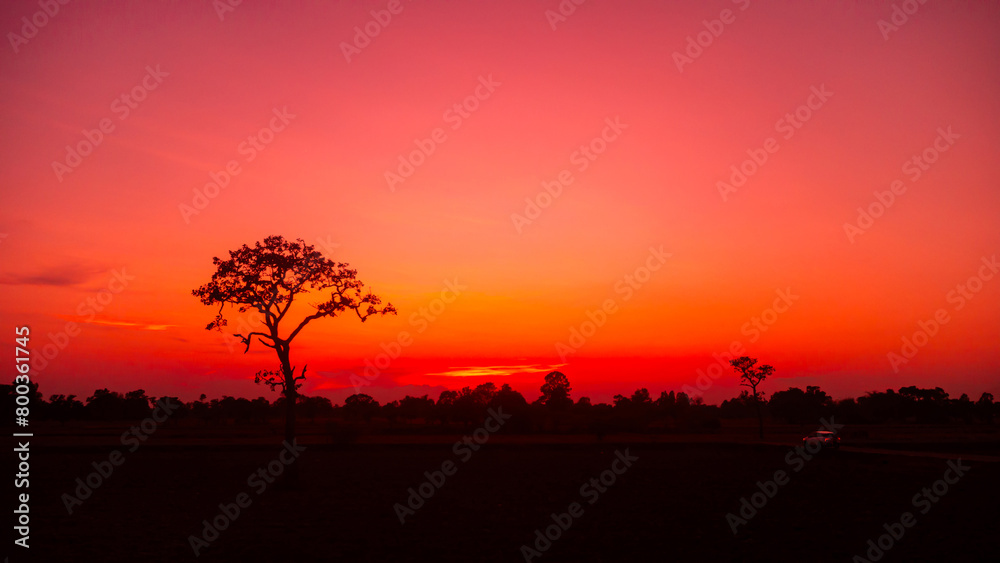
left=19, top=422, right=1000, bottom=562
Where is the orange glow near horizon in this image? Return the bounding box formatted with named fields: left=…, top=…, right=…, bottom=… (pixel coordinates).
left=1, top=0, right=998, bottom=406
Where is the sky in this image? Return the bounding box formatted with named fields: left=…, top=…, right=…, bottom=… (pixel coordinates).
left=1, top=0, right=998, bottom=406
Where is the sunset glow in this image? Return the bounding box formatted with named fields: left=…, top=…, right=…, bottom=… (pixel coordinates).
left=1, top=0, right=998, bottom=406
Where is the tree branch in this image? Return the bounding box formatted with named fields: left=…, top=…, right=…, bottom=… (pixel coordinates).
left=236, top=331, right=276, bottom=353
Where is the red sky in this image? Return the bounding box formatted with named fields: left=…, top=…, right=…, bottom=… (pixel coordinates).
left=1, top=0, right=998, bottom=406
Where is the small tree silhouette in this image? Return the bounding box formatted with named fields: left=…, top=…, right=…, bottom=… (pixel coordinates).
left=343, top=393, right=380, bottom=422
left=539, top=371, right=572, bottom=409
left=193, top=235, right=395, bottom=447
left=729, top=356, right=773, bottom=439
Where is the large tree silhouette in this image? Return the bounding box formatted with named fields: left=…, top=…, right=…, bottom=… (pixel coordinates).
left=193, top=235, right=395, bottom=445
left=729, top=356, right=773, bottom=439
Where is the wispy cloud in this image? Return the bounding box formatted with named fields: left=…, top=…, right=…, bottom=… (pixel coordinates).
left=426, top=364, right=566, bottom=378
left=58, top=315, right=174, bottom=331
left=86, top=319, right=174, bottom=331
left=0, top=262, right=106, bottom=287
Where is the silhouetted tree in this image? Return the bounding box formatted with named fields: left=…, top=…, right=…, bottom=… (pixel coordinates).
left=631, top=388, right=652, bottom=405
left=492, top=383, right=528, bottom=413
left=655, top=390, right=676, bottom=412
left=539, top=371, right=572, bottom=410
left=453, top=386, right=488, bottom=426
left=857, top=389, right=905, bottom=423
left=954, top=393, right=975, bottom=423
left=156, top=396, right=190, bottom=420
left=190, top=394, right=211, bottom=421
left=123, top=389, right=153, bottom=419
left=343, top=393, right=380, bottom=422
left=46, top=394, right=85, bottom=422
left=719, top=390, right=756, bottom=419
left=898, top=386, right=950, bottom=422
left=730, top=356, right=773, bottom=439
left=297, top=395, right=334, bottom=420
left=397, top=395, right=435, bottom=422
left=212, top=395, right=254, bottom=422
left=834, top=397, right=861, bottom=423
left=26, top=378, right=1000, bottom=436
left=250, top=397, right=271, bottom=423
left=976, top=392, right=995, bottom=424
left=768, top=386, right=832, bottom=424
left=192, top=235, right=395, bottom=448
left=675, top=391, right=690, bottom=409
left=610, top=388, right=656, bottom=431
left=2, top=380, right=41, bottom=404
left=382, top=400, right=401, bottom=423
left=436, top=389, right=459, bottom=424
left=85, top=388, right=128, bottom=420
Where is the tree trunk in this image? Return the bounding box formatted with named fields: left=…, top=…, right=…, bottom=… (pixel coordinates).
left=284, top=383, right=296, bottom=444
left=278, top=349, right=297, bottom=444
left=277, top=347, right=300, bottom=488
left=753, top=387, right=764, bottom=439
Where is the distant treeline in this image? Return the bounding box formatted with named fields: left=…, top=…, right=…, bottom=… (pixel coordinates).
left=4, top=378, right=996, bottom=433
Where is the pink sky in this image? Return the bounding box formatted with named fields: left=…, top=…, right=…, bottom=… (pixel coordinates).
left=1, top=0, right=998, bottom=405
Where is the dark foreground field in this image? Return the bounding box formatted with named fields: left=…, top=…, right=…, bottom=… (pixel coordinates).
left=21, top=436, right=999, bottom=563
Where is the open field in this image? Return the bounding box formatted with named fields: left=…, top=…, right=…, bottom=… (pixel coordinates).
left=26, top=418, right=1000, bottom=455
left=22, top=425, right=1000, bottom=562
